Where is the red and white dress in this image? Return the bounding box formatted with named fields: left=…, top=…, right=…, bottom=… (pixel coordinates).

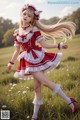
left=14, top=27, right=62, bottom=80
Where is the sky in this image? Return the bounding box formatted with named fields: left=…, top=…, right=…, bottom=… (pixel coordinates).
left=0, top=0, right=80, bottom=23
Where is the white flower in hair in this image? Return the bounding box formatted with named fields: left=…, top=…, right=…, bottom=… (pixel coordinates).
left=34, top=10, right=42, bottom=16
left=22, top=4, right=29, bottom=11
left=26, top=4, right=29, bottom=8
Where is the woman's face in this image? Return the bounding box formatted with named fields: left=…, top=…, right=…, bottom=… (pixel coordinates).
left=21, top=9, right=34, bottom=24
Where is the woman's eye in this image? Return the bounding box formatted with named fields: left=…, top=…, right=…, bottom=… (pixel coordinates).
left=23, top=13, right=26, bottom=16
left=28, top=15, right=31, bottom=17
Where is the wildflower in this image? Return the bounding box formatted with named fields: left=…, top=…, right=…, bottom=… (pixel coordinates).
left=26, top=87, right=29, bottom=89
left=10, top=87, right=14, bottom=89
left=67, top=69, right=68, bottom=71
left=18, top=91, right=20, bottom=93
left=9, top=83, right=12, bottom=86
left=2, top=105, right=7, bottom=108
left=23, top=91, right=26, bottom=94
left=8, top=90, right=11, bottom=92
left=12, top=83, right=17, bottom=87
left=27, top=116, right=30, bottom=119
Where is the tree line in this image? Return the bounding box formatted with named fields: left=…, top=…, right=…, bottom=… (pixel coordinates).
left=0, top=8, right=80, bottom=48
left=0, top=17, right=18, bottom=47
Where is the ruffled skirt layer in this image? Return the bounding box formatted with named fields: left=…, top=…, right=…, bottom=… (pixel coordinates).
left=14, top=52, right=62, bottom=80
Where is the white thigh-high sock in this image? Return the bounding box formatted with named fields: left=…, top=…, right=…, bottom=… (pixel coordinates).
left=53, top=84, right=74, bottom=109
left=32, top=98, right=43, bottom=119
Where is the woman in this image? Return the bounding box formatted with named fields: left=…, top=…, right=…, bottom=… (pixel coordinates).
left=7, top=4, right=77, bottom=120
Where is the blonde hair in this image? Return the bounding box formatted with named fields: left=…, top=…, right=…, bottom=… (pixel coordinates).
left=35, top=20, right=76, bottom=42
left=20, top=7, right=76, bottom=42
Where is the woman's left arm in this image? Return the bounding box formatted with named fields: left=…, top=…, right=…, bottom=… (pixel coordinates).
left=39, top=40, right=68, bottom=49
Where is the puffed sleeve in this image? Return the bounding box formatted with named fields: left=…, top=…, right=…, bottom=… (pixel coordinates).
left=13, top=29, right=20, bottom=47
left=33, top=27, right=45, bottom=42
left=14, top=36, right=20, bottom=47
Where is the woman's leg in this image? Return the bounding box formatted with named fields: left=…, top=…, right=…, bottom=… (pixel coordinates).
left=32, top=78, right=43, bottom=119
left=31, top=71, right=75, bottom=110
left=34, top=78, right=42, bottom=100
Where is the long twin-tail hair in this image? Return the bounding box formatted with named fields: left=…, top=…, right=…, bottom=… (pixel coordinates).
left=35, top=20, right=76, bottom=42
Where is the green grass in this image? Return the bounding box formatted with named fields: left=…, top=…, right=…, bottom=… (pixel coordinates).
left=0, top=35, right=80, bottom=120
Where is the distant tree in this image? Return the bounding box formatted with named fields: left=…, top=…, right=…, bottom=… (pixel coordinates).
left=41, top=17, right=60, bottom=25
left=48, top=17, right=60, bottom=24
left=2, top=28, right=15, bottom=46
left=0, top=17, right=18, bottom=47
left=66, top=8, right=80, bottom=34
left=14, top=22, right=19, bottom=29
left=2, top=19, right=14, bottom=32
left=0, top=17, right=14, bottom=32
left=0, top=26, right=4, bottom=47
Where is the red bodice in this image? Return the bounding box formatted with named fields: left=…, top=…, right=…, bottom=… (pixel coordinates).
left=14, top=30, right=44, bottom=59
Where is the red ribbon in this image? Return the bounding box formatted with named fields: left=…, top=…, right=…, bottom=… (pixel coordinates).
left=27, top=45, right=42, bottom=59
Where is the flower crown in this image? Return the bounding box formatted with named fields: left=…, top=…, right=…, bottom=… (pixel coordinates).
left=21, top=4, right=42, bottom=20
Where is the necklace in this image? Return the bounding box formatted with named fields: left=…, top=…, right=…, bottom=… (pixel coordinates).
left=22, top=25, right=30, bottom=30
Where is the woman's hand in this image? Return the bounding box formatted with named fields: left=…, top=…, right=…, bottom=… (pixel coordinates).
left=6, top=66, right=12, bottom=72
left=6, top=62, right=14, bottom=72
left=62, top=44, right=68, bottom=49
left=58, top=42, right=68, bottom=50
left=6, top=45, right=20, bottom=72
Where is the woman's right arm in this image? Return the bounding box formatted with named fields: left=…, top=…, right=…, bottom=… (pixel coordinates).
left=7, top=45, right=20, bottom=71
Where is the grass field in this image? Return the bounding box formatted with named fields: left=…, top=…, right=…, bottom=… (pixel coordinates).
left=0, top=35, right=80, bottom=120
